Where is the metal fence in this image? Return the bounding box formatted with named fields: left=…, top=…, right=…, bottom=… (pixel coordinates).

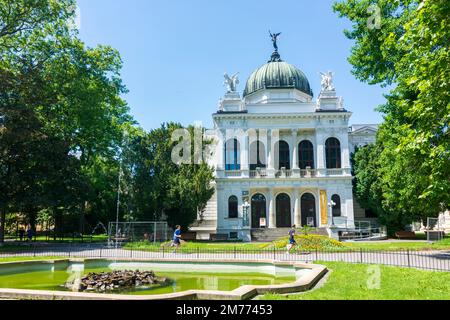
left=1, top=244, right=449, bottom=272
left=107, top=221, right=169, bottom=245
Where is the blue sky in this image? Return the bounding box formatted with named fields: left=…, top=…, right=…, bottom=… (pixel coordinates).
left=77, top=0, right=387, bottom=131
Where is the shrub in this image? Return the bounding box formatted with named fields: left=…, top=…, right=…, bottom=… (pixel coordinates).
left=260, top=234, right=346, bottom=251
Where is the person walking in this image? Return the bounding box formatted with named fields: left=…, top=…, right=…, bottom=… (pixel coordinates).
left=26, top=227, right=33, bottom=242
left=171, top=225, right=182, bottom=253
left=18, top=228, right=25, bottom=242
left=286, top=225, right=297, bottom=254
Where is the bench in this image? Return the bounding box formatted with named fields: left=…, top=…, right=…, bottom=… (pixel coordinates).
left=395, top=231, right=416, bottom=239
left=182, top=232, right=197, bottom=241
left=209, top=233, right=229, bottom=241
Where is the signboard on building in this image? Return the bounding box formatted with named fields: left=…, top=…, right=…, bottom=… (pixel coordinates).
left=259, top=218, right=267, bottom=228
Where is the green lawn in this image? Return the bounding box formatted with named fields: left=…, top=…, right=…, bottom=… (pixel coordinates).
left=345, top=237, right=450, bottom=251
left=5, top=234, right=108, bottom=243
left=123, top=235, right=450, bottom=252
left=262, top=261, right=450, bottom=300
left=0, top=256, right=65, bottom=263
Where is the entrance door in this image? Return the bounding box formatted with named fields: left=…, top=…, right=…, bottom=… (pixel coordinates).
left=276, top=193, right=291, bottom=228
left=251, top=194, right=266, bottom=228
left=301, top=193, right=316, bottom=227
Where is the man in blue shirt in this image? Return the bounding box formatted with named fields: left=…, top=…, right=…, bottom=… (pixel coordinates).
left=287, top=225, right=297, bottom=254
left=171, top=225, right=182, bottom=253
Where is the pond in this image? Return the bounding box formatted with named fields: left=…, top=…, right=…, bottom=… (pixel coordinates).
left=0, top=260, right=305, bottom=296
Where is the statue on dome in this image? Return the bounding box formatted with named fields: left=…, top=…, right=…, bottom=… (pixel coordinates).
left=320, top=71, right=335, bottom=91
left=269, top=30, right=282, bottom=52
left=223, top=72, right=239, bottom=93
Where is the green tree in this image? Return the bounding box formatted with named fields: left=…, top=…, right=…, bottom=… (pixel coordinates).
left=0, top=0, right=133, bottom=240
left=119, top=123, right=214, bottom=229
left=335, top=0, right=450, bottom=228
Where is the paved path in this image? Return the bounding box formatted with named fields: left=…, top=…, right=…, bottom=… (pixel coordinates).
left=1, top=244, right=449, bottom=272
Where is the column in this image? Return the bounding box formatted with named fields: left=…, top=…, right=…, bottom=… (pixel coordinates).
left=268, top=189, right=276, bottom=228
left=294, top=192, right=301, bottom=226
left=340, top=132, right=351, bottom=170
left=267, top=129, right=275, bottom=177
left=316, top=131, right=325, bottom=176
left=291, top=130, right=299, bottom=178
left=216, top=129, right=225, bottom=171
left=240, top=133, right=249, bottom=177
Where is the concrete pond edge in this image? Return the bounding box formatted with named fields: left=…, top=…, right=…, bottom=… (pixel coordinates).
left=0, top=258, right=328, bottom=300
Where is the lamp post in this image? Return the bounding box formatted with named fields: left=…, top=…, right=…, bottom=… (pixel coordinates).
left=328, top=200, right=336, bottom=227
left=242, top=201, right=250, bottom=229
left=115, top=130, right=129, bottom=251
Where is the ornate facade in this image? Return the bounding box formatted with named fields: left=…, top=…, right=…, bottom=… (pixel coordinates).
left=191, top=46, right=377, bottom=241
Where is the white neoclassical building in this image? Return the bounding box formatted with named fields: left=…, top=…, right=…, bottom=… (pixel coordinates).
left=190, top=45, right=377, bottom=242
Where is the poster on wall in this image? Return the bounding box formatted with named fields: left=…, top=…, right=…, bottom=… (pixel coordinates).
left=259, top=218, right=266, bottom=227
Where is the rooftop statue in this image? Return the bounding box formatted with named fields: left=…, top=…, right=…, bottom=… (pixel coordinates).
left=223, top=72, right=239, bottom=93
left=320, top=71, right=335, bottom=91
left=269, top=30, right=282, bottom=52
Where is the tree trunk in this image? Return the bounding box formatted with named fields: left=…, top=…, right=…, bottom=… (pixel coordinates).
left=79, top=201, right=86, bottom=235
left=53, top=208, right=58, bottom=241
left=0, top=207, right=5, bottom=243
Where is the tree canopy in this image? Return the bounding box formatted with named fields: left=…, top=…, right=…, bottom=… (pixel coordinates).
left=0, top=0, right=214, bottom=241
left=335, top=0, right=449, bottom=230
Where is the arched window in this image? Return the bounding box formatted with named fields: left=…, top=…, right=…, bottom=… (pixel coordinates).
left=325, top=138, right=341, bottom=169
left=298, top=140, right=314, bottom=169
left=225, top=139, right=240, bottom=170
left=249, top=141, right=266, bottom=170
left=228, top=196, right=238, bottom=218
left=331, top=194, right=341, bottom=217
left=277, top=140, right=290, bottom=170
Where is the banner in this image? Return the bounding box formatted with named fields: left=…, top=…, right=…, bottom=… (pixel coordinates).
left=320, top=190, right=328, bottom=225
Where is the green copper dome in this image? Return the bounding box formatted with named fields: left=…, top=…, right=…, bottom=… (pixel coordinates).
left=243, top=61, right=313, bottom=97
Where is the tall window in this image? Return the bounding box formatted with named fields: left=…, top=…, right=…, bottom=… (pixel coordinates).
left=249, top=141, right=266, bottom=170
left=325, top=138, right=341, bottom=169
left=298, top=140, right=314, bottom=169
left=278, top=140, right=290, bottom=170
left=225, top=139, right=240, bottom=170
left=331, top=194, right=341, bottom=217
left=228, top=196, right=238, bottom=218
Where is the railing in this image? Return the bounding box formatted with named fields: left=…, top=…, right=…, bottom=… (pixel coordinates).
left=275, top=169, right=292, bottom=178
left=1, top=244, right=449, bottom=272
left=250, top=169, right=267, bottom=178
left=221, top=168, right=350, bottom=178
left=224, top=170, right=242, bottom=177
left=300, top=169, right=317, bottom=178
left=339, top=226, right=388, bottom=241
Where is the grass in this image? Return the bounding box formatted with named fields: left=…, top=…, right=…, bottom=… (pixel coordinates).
left=124, top=240, right=262, bottom=251
left=262, top=261, right=450, bottom=300
left=5, top=234, right=108, bottom=243
left=0, top=256, right=65, bottom=263
left=123, top=234, right=450, bottom=252
left=345, top=237, right=450, bottom=251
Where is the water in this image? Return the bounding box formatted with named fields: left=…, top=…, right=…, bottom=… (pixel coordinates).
left=0, top=264, right=296, bottom=295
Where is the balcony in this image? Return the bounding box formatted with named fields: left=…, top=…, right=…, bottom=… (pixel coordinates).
left=249, top=168, right=267, bottom=178
left=218, top=167, right=350, bottom=179
left=224, top=170, right=242, bottom=177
